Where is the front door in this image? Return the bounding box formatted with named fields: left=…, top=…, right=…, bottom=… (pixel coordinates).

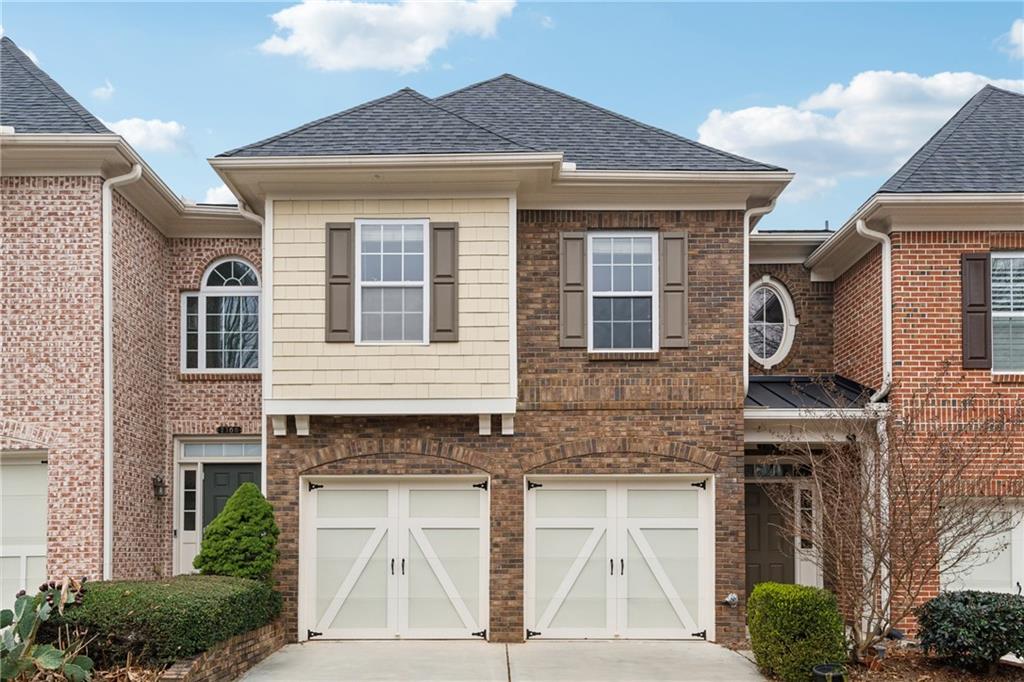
left=202, top=464, right=260, bottom=528
left=525, top=478, right=712, bottom=639
left=302, top=478, right=490, bottom=640
left=744, top=483, right=795, bottom=596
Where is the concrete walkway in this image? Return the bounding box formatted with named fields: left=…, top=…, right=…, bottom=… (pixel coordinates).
left=241, top=640, right=764, bottom=681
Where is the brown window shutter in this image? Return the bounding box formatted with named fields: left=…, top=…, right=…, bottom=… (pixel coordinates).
left=559, top=232, right=587, bottom=347
left=660, top=231, right=689, bottom=348
left=961, top=252, right=991, bottom=369
left=325, top=222, right=355, bottom=342
left=430, top=222, right=459, bottom=342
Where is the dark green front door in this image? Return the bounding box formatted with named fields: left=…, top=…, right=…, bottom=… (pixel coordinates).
left=203, top=464, right=260, bottom=528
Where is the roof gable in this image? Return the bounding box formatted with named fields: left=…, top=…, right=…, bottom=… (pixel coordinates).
left=879, top=85, right=1024, bottom=194
left=219, top=88, right=538, bottom=158
left=435, top=74, right=783, bottom=172
left=0, top=36, right=110, bottom=134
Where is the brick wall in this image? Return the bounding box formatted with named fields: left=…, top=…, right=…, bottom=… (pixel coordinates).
left=111, top=192, right=170, bottom=579
left=888, top=230, right=1024, bottom=617
left=266, top=209, right=747, bottom=644
left=161, top=619, right=285, bottom=682
left=749, top=263, right=834, bottom=376
left=833, top=246, right=883, bottom=389
left=0, top=176, right=105, bottom=580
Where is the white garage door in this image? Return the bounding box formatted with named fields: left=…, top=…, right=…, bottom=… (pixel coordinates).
left=0, top=455, right=48, bottom=610
left=525, top=478, right=713, bottom=640
left=301, top=477, right=489, bottom=640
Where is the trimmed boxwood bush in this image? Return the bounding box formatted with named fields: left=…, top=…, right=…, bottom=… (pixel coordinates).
left=748, top=582, right=847, bottom=682
left=917, top=590, right=1024, bottom=672
left=193, top=482, right=279, bottom=583
left=46, top=575, right=281, bottom=666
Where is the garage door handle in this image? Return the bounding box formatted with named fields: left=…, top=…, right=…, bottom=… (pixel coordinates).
left=620, top=559, right=624, bottom=576
left=401, top=559, right=405, bottom=575
left=610, top=559, right=614, bottom=575
left=391, top=559, right=395, bottom=575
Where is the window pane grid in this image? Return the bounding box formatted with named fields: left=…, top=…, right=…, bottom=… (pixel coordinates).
left=993, top=256, right=1024, bottom=372
left=749, top=285, right=784, bottom=361
left=588, top=234, right=656, bottom=351
left=182, top=259, right=260, bottom=372
left=358, top=222, right=427, bottom=343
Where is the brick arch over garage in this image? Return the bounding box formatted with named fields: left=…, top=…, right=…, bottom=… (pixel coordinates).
left=298, top=437, right=493, bottom=476
left=523, top=437, right=721, bottom=473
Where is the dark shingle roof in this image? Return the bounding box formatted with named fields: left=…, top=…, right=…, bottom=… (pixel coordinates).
left=879, top=85, right=1024, bottom=194
left=436, top=74, right=782, bottom=171
left=221, top=74, right=783, bottom=171
left=745, top=375, right=875, bottom=409
left=219, top=88, right=538, bottom=158
left=0, top=36, right=110, bottom=134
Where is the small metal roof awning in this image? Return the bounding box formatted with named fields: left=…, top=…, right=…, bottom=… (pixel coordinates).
left=745, top=375, right=875, bottom=410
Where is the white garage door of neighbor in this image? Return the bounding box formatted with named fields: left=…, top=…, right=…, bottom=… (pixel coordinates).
left=0, top=455, right=48, bottom=610
left=301, top=477, right=489, bottom=640
left=525, top=478, right=714, bottom=640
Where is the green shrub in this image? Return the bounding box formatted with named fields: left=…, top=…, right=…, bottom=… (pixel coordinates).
left=48, top=575, right=281, bottom=665
left=748, top=582, right=847, bottom=682
left=193, top=482, right=279, bottom=582
left=917, top=590, right=1024, bottom=672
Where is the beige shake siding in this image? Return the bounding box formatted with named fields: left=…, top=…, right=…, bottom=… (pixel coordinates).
left=271, top=198, right=511, bottom=401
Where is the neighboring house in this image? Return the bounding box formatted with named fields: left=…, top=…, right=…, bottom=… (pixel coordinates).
left=0, top=33, right=1021, bottom=646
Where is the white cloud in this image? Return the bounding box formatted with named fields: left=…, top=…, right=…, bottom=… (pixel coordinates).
left=698, top=70, right=1024, bottom=203
left=539, top=14, right=555, bottom=29
left=203, top=184, right=238, bottom=205
left=104, top=117, right=188, bottom=153
left=1, top=26, right=40, bottom=64
left=259, top=0, right=516, bottom=72
left=1004, top=18, right=1024, bottom=59
left=91, top=79, right=115, bottom=100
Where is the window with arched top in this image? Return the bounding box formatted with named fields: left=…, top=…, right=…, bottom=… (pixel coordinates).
left=181, top=258, right=260, bottom=372
left=748, top=276, right=798, bottom=369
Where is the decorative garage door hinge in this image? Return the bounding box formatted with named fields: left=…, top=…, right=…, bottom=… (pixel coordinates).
left=527, top=480, right=543, bottom=490
left=307, top=629, right=323, bottom=639
left=690, top=480, right=706, bottom=490
left=471, top=629, right=486, bottom=638
left=308, top=482, right=325, bottom=492
left=472, top=480, right=488, bottom=491
left=691, top=630, right=707, bottom=640
left=526, top=629, right=541, bottom=639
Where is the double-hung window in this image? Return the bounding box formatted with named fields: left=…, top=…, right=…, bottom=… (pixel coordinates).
left=587, top=232, right=658, bottom=352
left=356, top=219, right=428, bottom=344
left=992, top=252, right=1024, bottom=372
left=181, top=258, right=260, bottom=372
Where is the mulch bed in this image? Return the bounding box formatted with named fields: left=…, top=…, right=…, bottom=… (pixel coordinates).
left=846, top=648, right=1024, bottom=681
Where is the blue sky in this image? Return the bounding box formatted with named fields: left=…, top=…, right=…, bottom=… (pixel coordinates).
left=3, top=2, right=1022, bottom=228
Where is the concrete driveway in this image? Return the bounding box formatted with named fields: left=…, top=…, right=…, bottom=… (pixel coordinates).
left=241, top=640, right=764, bottom=681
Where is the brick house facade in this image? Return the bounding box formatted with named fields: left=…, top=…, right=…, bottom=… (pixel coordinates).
left=1, top=35, right=1021, bottom=649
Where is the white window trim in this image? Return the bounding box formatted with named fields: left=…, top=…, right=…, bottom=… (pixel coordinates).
left=747, top=275, right=798, bottom=370
left=586, top=231, right=659, bottom=353
left=354, top=218, right=430, bottom=346
left=180, top=257, right=261, bottom=374
left=991, top=251, right=1024, bottom=375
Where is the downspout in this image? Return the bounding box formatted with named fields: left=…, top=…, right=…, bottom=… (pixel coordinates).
left=102, top=164, right=142, bottom=581
left=854, top=218, right=893, bottom=638
left=235, top=202, right=266, bottom=494
left=743, top=200, right=776, bottom=395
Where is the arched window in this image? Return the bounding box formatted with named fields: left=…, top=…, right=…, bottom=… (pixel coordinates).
left=748, top=276, right=797, bottom=369
left=181, top=258, right=260, bottom=372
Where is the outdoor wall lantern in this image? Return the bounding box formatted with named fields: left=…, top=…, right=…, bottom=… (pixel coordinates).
left=152, top=475, right=168, bottom=499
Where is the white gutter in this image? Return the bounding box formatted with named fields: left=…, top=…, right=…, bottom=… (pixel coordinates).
left=102, top=163, right=142, bottom=581
left=854, top=219, right=892, bottom=402
left=743, top=200, right=777, bottom=395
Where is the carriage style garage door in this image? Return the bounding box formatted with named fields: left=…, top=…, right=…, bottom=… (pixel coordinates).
left=300, top=477, right=489, bottom=640
left=525, top=477, right=714, bottom=640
